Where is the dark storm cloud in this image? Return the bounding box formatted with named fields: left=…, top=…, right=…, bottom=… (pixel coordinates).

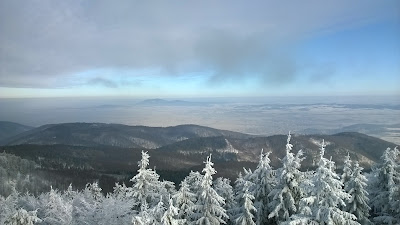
left=0, top=0, right=397, bottom=88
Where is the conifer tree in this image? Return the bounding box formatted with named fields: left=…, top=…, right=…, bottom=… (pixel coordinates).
left=214, top=177, right=238, bottom=223
left=173, top=179, right=196, bottom=221
left=184, top=170, right=203, bottom=196
left=288, top=140, right=359, bottom=225
left=345, top=162, right=372, bottom=224
left=4, top=208, right=41, bottom=225
left=130, top=151, right=162, bottom=210
left=248, top=149, right=276, bottom=225
left=43, top=186, right=72, bottom=225
left=268, top=132, right=304, bottom=223
left=0, top=184, right=19, bottom=225
left=235, top=182, right=256, bottom=225
left=341, top=152, right=354, bottom=211
left=370, top=146, right=400, bottom=224
left=71, top=183, right=103, bottom=225
left=162, top=196, right=185, bottom=225
left=342, top=153, right=353, bottom=190
left=194, top=154, right=228, bottom=225
left=132, top=201, right=152, bottom=225
left=151, top=197, right=166, bottom=224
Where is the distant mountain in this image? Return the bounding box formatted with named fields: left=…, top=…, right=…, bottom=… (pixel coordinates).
left=301, top=123, right=400, bottom=145
left=136, top=98, right=207, bottom=106
left=2, top=123, right=251, bottom=148
left=0, top=121, right=33, bottom=144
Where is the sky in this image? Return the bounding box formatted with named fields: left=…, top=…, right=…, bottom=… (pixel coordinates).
left=0, top=0, right=399, bottom=98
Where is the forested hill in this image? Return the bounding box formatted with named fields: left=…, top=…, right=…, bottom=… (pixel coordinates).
left=0, top=121, right=33, bottom=144
left=1, top=122, right=396, bottom=172
left=2, top=122, right=250, bottom=148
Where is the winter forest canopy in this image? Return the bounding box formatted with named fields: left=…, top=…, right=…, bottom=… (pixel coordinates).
left=0, top=133, right=399, bottom=225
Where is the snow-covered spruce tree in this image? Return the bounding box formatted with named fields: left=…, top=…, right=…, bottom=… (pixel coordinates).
left=151, top=197, right=166, bottom=224
left=112, top=182, right=132, bottom=200
left=94, top=182, right=134, bottom=224
left=370, top=146, right=400, bottom=224
left=132, top=201, right=152, bottom=225
left=235, top=181, right=257, bottom=225
left=173, top=179, right=196, bottom=222
left=162, top=196, right=185, bottom=225
left=94, top=189, right=134, bottom=225
left=341, top=153, right=353, bottom=195
left=288, top=140, right=359, bottom=225
left=234, top=170, right=254, bottom=205
left=71, top=182, right=104, bottom=225
left=345, top=161, right=372, bottom=225
left=214, top=177, right=238, bottom=224
left=248, top=149, right=276, bottom=225
left=86, top=182, right=103, bottom=202
left=40, top=187, right=72, bottom=225
left=4, top=208, right=42, bottom=225
left=0, top=184, right=19, bottom=224
left=42, top=186, right=72, bottom=225
left=193, top=154, right=228, bottom=225
left=268, top=132, right=304, bottom=223
left=184, top=170, right=203, bottom=196
left=130, top=151, right=163, bottom=210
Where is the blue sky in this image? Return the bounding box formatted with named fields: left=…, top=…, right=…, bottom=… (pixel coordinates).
left=0, top=1, right=399, bottom=98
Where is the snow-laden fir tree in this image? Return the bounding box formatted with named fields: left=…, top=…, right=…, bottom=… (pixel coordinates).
left=342, top=153, right=353, bottom=188
left=288, top=140, right=359, bottom=225
left=370, top=146, right=400, bottom=224
left=214, top=177, right=238, bottom=223
left=341, top=153, right=354, bottom=211
left=0, top=184, right=19, bottom=224
left=130, top=151, right=163, bottom=210
left=184, top=170, right=203, bottom=196
left=268, top=132, right=304, bottom=223
left=4, top=208, right=41, bottom=225
left=193, top=154, right=228, bottom=225
left=151, top=197, right=166, bottom=224
left=42, top=186, right=72, bottom=225
left=159, top=180, right=177, bottom=206
left=161, top=195, right=185, bottom=225
left=132, top=201, right=152, bottom=225
left=94, top=188, right=133, bottom=225
left=132, top=197, right=166, bottom=225
left=247, top=149, right=276, bottom=225
left=173, top=179, right=196, bottom=222
left=235, top=181, right=257, bottom=225
left=234, top=170, right=254, bottom=205
left=70, top=185, right=99, bottom=225
left=345, top=161, right=372, bottom=225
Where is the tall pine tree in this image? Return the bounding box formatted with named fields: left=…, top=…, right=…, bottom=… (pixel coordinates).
left=235, top=181, right=256, bottom=225
left=248, top=149, right=276, bottom=225
left=193, top=154, right=228, bottom=225
left=345, top=161, right=372, bottom=224
left=130, top=151, right=162, bottom=211
left=370, top=146, right=400, bottom=224
left=268, top=132, right=304, bottom=223
left=289, top=140, right=359, bottom=225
